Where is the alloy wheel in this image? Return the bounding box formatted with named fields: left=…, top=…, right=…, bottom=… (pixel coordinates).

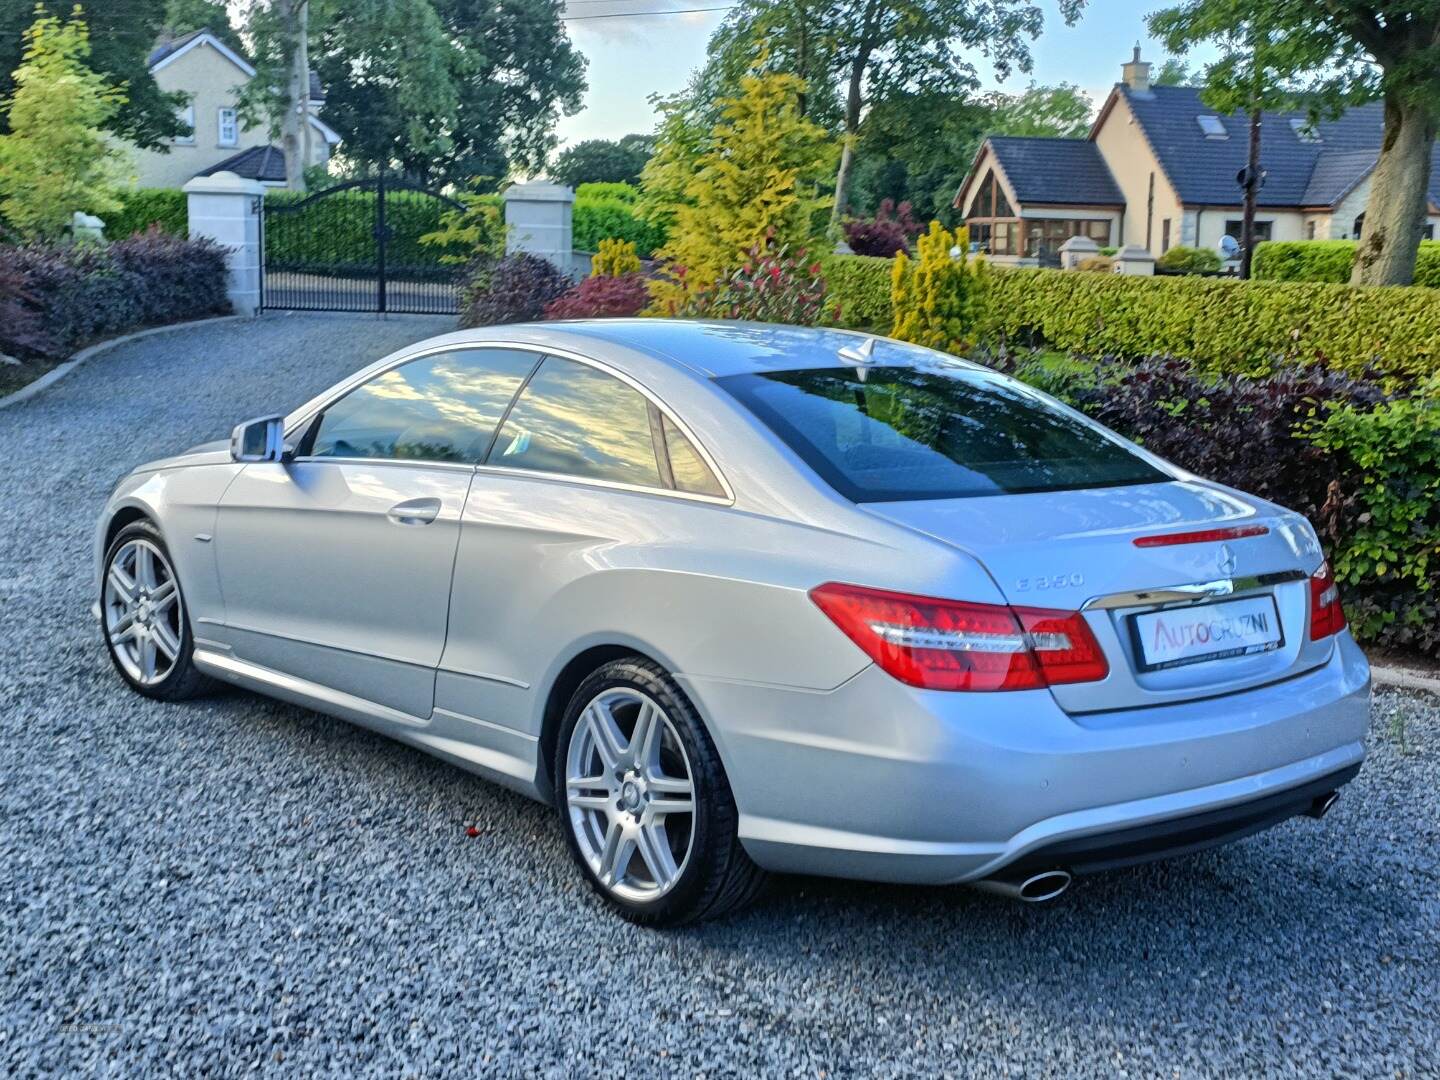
left=104, top=538, right=184, bottom=687
left=564, top=687, right=696, bottom=903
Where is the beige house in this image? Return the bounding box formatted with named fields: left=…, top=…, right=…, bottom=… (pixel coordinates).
left=955, top=48, right=1440, bottom=265
left=130, top=29, right=340, bottom=189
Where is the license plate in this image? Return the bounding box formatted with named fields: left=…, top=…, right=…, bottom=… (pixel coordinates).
left=1131, top=595, right=1283, bottom=672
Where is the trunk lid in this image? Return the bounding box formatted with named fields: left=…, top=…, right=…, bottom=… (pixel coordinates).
left=864, top=480, right=1332, bottom=713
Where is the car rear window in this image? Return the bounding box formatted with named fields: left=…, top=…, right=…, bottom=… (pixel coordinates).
left=719, top=365, right=1167, bottom=502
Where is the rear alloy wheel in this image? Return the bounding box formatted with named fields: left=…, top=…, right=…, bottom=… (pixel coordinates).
left=556, top=658, right=767, bottom=925
left=101, top=520, right=213, bottom=701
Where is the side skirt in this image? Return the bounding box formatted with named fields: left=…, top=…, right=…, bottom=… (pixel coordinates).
left=193, top=648, right=546, bottom=801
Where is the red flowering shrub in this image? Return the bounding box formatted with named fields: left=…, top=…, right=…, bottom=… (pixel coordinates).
left=843, top=199, right=922, bottom=257
left=685, top=243, right=828, bottom=325
left=544, top=272, right=649, bottom=319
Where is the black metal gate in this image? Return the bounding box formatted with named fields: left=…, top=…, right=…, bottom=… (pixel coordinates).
left=262, top=175, right=465, bottom=314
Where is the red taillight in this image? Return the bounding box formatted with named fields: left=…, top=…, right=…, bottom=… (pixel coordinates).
left=808, top=582, right=1109, bottom=692
left=1308, top=560, right=1346, bottom=640
left=1132, top=524, right=1270, bottom=548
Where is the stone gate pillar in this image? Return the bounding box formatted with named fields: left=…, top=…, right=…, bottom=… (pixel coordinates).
left=503, top=181, right=576, bottom=275
left=182, top=171, right=266, bottom=317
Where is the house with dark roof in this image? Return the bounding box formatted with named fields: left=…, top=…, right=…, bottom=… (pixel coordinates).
left=130, top=28, right=340, bottom=189
left=954, top=48, right=1440, bottom=265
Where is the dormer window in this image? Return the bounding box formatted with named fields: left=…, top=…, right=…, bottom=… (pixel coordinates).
left=1197, top=115, right=1228, bottom=139
left=1290, top=117, right=1322, bottom=143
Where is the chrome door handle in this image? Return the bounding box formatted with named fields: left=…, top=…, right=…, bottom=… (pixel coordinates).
left=386, top=497, right=442, bottom=526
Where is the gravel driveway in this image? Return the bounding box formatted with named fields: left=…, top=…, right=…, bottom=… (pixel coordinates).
left=1, top=313, right=1437, bottom=1077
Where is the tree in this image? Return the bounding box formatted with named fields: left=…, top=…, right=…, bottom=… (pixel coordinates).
left=849, top=90, right=994, bottom=221
left=1150, top=0, right=1440, bottom=286
left=0, top=6, right=127, bottom=239
left=1153, top=57, right=1198, bottom=86
left=0, top=0, right=184, bottom=148
left=550, top=137, right=650, bottom=187
left=239, top=0, right=317, bottom=189
left=989, top=82, right=1093, bottom=137
left=694, top=0, right=1085, bottom=227
left=161, top=0, right=244, bottom=51
left=646, top=69, right=834, bottom=312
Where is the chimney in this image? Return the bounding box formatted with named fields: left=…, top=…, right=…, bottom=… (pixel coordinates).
left=1122, top=43, right=1152, bottom=93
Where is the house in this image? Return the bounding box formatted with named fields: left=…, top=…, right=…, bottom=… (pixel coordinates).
left=128, top=28, right=340, bottom=189
left=954, top=47, right=1440, bottom=265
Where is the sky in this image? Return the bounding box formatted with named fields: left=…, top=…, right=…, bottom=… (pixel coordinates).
left=555, top=0, right=1218, bottom=147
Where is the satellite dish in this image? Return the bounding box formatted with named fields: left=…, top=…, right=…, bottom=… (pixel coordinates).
left=1218, top=233, right=1241, bottom=259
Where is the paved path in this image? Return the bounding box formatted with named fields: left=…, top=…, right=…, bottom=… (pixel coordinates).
left=0, top=314, right=1436, bottom=1076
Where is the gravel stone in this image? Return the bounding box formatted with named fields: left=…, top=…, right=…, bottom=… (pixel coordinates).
left=1, top=314, right=1436, bottom=1077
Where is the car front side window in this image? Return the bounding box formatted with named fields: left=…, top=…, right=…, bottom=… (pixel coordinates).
left=308, top=348, right=540, bottom=464
left=486, top=356, right=665, bottom=488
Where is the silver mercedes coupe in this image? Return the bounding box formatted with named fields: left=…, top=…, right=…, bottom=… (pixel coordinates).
left=95, top=320, right=1372, bottom=924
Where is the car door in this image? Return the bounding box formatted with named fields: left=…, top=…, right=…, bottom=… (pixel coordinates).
left=213, top=346, right=541, bottom=718
left=437, top=354, right=730, bottom=731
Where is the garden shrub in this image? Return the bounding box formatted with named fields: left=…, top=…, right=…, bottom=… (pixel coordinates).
left=544, top=272, right=649, bottom=319
left=591, top=238, right=641, bottom=278
left=683, top=243, right=828, bottom=324
left=843, top=199, right=921, bottom=258
left=982, top=267, right=1440, bottom=383
left=419, top=193, right=505, bottom=266
left=105, top=188, right=188, bottom=239
left=822, top=253, right=894, bottom=331
left=1076, top=255, right=1114, bottom=272
left=109, top=227, right=231, bottom=326
left=891, top=223, right=986, bottom=353
left=460, top=253, right=572, bottom=327
left=1156, top=245, right=1222, bottom=274
left=0, top=255, right=48, bottom=356
left=0, top=231, right=228, bottom=359
left=1304, top=391, right=1440, bottom=657
left=1254, top=239, right=1440, bottom=287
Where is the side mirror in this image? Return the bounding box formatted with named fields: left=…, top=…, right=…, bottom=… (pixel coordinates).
left=230, top=415, right=291, bottom=463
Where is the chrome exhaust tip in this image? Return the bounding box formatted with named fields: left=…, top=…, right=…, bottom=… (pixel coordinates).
left=972, top=869, right=1073, bottom=903
left=1305, top=791, right=1340, bottom=820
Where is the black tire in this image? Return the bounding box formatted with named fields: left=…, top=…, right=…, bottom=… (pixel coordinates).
left=100, top=519, right=215, bottom=702
left=554, top=657, right=768, bottom=926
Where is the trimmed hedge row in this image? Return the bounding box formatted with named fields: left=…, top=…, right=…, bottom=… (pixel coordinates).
left=822, top=253, right=894, bottom=331
left=106, top=186, right=668, bottom=261
left=984, top=267, right=1440, bottom=382
left=0, top=230, right=230, bottom=360
left=1254, top=239, right=1440, bottom=286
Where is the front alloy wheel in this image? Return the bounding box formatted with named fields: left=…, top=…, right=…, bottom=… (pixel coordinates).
left=555, top=658, right=767, bottom=925
left=101, top=520, right=213, bottom=701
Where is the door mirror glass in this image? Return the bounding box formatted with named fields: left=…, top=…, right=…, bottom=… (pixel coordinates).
left=231, top=415, right=289, bottom=463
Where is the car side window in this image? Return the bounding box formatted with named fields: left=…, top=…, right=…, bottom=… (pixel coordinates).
left=661, top=415, right=725, bottom=498
left=486, top=356, right=664, bottom=488
left=308, top=348, right=539, bottom=464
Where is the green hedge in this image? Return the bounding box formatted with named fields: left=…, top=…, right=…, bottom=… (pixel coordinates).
left=823, top=254, right=894, bottom=331
left=106, top=188, right=188, bottom=239
left=983, top=267, right=1440, bottom=382
left=573, top=196, right=665, bottom=257
left=576, top=181, right=639, bottom=203
left=1254, top=239, right=1440, bottom=286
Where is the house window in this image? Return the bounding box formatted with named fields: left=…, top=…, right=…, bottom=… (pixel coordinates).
left=1161, top=219, right=1171, bottom=252
left=1351, top=214, right=1365, bottom=240
left=1306, top=221, right=1317, bottom=240
left=217, top=107, right=238, bottom=148
left=991, top=222, right=1014, bottom=255
left=1225, top=219, right=1273, bottom=243
left=174, top=104, right=195, bottom=145
left=1196, top=115, right=1228, bottom=139
left=1424, top=225, right=1435, bottom=241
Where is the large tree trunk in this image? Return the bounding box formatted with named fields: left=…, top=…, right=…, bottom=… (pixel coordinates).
left=829, top=52, right=867, bottom=230
left=1352, top=91, right=1436, bottom=286
left=278, top=0, right=308, bottom=192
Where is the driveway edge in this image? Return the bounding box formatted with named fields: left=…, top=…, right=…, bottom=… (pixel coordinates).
left=0, top=314, right=248, bottom=412
left=1371, top=664, right=1440, bottom=695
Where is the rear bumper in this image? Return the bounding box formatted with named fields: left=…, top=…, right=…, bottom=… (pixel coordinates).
left=679, top=633, right=1371, bottom=885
